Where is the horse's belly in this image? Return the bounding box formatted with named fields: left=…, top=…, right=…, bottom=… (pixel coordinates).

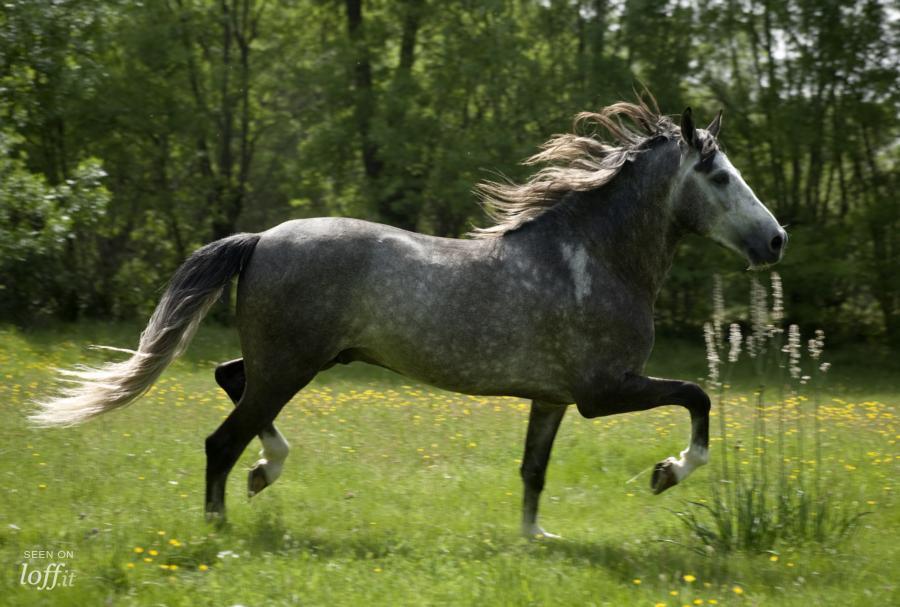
left=347, top=345, right=574, bottom=404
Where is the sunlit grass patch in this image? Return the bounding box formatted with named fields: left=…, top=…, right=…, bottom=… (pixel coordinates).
left=0, top=323, right=896, bottom=605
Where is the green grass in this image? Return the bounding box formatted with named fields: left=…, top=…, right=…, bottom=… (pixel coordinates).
left=0, top=323, right=897, bottom=606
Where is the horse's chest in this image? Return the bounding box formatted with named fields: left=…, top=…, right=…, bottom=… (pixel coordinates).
left=564, top=296, right=655, bottom=375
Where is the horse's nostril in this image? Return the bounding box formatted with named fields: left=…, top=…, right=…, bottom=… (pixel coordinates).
left=770, top=234, right=784, bottom=253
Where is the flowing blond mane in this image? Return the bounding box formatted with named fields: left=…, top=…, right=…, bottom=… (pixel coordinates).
left=470, top=97, right=716, bottom=238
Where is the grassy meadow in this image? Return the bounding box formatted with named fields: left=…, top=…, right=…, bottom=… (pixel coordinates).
left=0, top=323, right=897, bottom=606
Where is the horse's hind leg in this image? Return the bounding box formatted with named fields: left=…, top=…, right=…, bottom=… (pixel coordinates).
left=215, top=359, right=290, bottom=497
left=205, top=368, right=314, bottom=521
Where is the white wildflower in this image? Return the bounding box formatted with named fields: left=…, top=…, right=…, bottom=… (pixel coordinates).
left=728, top=323, right=742, bottom=363
left=750, top=278, right=769, bottom=352
left=787, top=324, right=802, bottom=380
left=770, top=272, right=784, bottom=332
left=704, top=322, right=720, bottom=386
left=713, top=275, right=725, bottom=347
left=808, top=329, right=825, bottom=360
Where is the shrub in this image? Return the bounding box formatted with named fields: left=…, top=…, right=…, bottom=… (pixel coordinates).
left=0, top=130, right=109, bottom=320
left=674, top=273, right=869, bottom=552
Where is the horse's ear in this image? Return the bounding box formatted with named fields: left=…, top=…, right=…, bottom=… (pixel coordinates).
left=707, top=109, right=723, bottom=138
left=680, top=107, right=695, bottom=146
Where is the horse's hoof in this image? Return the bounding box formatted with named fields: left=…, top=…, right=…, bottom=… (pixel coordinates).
left=651, top=460, right=678, bottom=494
left=522, top=524, right=561, bottom=540
left=205, top=507, right=226, bottom=525
left=651, top=459, right=679, bottom=494
left=247, top=464, right=269, bottom=498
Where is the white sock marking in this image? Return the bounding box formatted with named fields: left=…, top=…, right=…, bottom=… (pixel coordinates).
left=255, top=429, right=289, bottom=484
left=667, top=445, right=709, bottom=482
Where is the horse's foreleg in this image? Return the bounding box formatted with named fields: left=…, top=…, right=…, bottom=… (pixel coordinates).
left=520, top=400, right=567, bottom=539
left=576, top=374, right=710, bottom=495
left=215, top=359, right=290, bottom=498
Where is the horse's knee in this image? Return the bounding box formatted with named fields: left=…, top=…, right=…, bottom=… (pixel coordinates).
left=680, top=381, right=710, bottom=415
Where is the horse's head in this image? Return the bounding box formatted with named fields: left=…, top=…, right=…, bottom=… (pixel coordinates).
left=671, top=108, right=786, bottom=268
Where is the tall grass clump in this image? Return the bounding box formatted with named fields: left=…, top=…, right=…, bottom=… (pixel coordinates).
left=674, top=273, right=868, bottom=552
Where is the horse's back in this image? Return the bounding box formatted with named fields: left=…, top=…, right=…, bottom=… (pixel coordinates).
left=234, top=217, right=485, bottom=361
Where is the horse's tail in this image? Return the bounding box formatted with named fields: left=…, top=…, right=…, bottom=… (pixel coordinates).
left=30, top=233, right=261, bottom=427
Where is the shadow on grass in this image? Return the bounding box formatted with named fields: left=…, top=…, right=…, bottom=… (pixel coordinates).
left=530, top=537, right=727, bottom=582
left=224, top=504, right=730, bottom=587
left=227, top=509, right=416, bottom=561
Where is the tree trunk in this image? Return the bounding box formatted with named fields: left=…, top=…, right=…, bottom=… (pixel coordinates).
left=345, top=0, right=383, bottom=184
left=345, top=0, right=421, bottom=231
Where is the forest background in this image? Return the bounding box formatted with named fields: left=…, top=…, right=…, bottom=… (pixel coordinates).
left=1, top=0, right=897, bottom=346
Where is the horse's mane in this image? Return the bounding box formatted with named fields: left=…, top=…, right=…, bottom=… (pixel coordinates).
left=469, top=96, right=717, bottom=238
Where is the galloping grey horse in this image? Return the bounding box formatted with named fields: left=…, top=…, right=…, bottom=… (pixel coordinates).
left=33, top=99, right=786, bottom=538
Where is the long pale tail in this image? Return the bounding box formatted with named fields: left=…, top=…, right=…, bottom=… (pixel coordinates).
left=30, top=233, right=261, bottom=426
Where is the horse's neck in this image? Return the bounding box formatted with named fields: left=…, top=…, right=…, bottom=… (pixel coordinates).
left=563, top=144, right=683, bottom=299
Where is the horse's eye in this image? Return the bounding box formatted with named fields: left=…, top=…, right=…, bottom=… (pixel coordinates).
left=710, top=172, right=730, bottom=187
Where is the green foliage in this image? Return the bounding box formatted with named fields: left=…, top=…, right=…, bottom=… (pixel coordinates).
left=0, top=0, right=897, bottom=339
left=0, top=130, right=109, bottom=320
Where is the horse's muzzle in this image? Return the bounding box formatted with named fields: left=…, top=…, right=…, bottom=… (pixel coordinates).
left=747, top=227, right=787, bottom=267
